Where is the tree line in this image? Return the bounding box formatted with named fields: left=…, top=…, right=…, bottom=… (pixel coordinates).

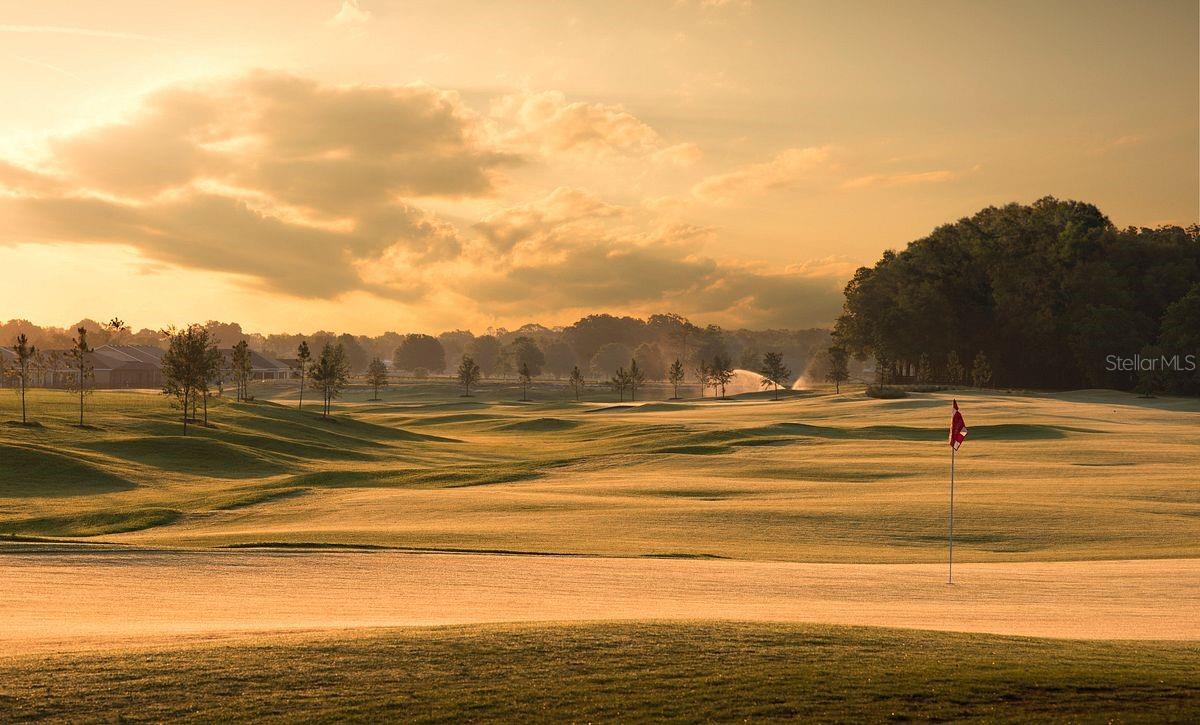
left=832, top=197, right=1200, bottom=394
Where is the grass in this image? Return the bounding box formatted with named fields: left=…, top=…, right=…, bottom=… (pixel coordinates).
left=0, top=621, right=1196, bottom=723
left=0, top=382, right=1196, bottom=561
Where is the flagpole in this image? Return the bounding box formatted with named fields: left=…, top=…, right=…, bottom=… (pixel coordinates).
left=948, top=446, right=955, bottom=584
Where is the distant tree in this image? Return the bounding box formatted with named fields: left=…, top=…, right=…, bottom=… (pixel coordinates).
left=609, top=366, right=630, bottom=402
left=1158, top=283, right=1200, bottom=394
left=825, top=346, right=849, bottom=394
left=590, top=342, right=633, bottom=379
left=394, top=334, right=446, bottom=374
left=510, top=336, right=546, bottom=378
left=231, top=340, right=252, bottom=402
left=627, top=359, right=646, bottom=402
left=710, top=354, right=734, bottom=398
left=916, top=353, right=934, bottom=384
left=945, top=350, right=965, bottom=386
left=544, top=341, right=577, bottom=379
left=102, top=317, right=130, bottom=346
left=11, top=334, right=36, bottom=424
left=695, top=361, right=712, bottom=398
left=161, top=325, right=218, bottom=434
left=518, top=362, right=533, bottom=401
left=296, top=341, right=312, bottom=411
left=309, top=342, right=350, bottom=418
left=457, top=354, right=482, bottom=397
left=1134, top=344, right=1168, bottom=397
left=468, top=335, right=502, bottom=378
left=759, top=351, right=791, bottom=400
left=632, top=342, right=665, bottom=381
left=693, top=326, right=729, bottom=371
left=667, top=358, right=685, bottom=399
left=568, top=366, right=585, bottom=401
left=67, top=328, right=94, bottom=426
left=366, top=358, right=388, bottom=400
left=337, top=333, right=370, bottom=374
left=971, top=351, right=993, bottom=388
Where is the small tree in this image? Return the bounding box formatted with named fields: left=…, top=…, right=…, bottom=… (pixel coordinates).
left=1135, top=345, right=1168, bottom=398
left=11, top=334, right=36, bottom=424
left=945, top=350, right=965, bottom=386
left=457, top=354, right=481, bottom=397
left=826, top=346, right=849, bottom=394
left=568, top=365, right=585, bottom=401
left=518, top=362, right=533, bottom=401
left=759, top=351, right=791, bottom=400
left=367, top=358, right=388, bottom=400
left=231, top=340, right=252, bottom=402
left=610, top=367, right=629, bottom=402
left=971, top=351, right=993, bottom=388
left=627, top=359, right=645, bottom=402
left=67, top=328, right=94, bottom=426
left=916, top=353, right=934, bottom=384
left=711, top=354, right=734, bottom=398
left=309, top=342, right=350, bottom=418
left=161, top=324, right=218, bottom=434
left=296, top=340, right=311, bottom=411
left=667, top=358, right=685, bottom=399
left=103, top=317, right=129, bottom=346
left=695, top=362, right=711, bottom=398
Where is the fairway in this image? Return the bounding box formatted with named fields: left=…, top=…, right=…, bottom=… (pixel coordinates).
left=2, top=383, right=1198, bottom=718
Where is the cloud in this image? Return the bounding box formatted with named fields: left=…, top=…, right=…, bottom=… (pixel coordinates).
left=460, top=188, right=843, bottom=327
left=0, top=72, right=515, bottom=299
left=692, top=145, right=838, bottom=203
left=2, top=71, right=846, bottom=328
left=329, top=1, right=372, bottom=27
left=0, top=24, right=160, bottom=42
left=491, top=90, right=663, bottom=156
left=840, top=169, right=958, bottom=190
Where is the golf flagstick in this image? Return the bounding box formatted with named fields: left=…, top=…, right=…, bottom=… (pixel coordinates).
left=948, top=399, right=967, bottom=585
left=948, top=446, right=954, bottom=584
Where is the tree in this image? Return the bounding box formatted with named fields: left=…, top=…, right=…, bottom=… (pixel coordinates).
left=457, top=354, right=482, bottom=396
left=667, top=358, right=685, bottom=399
left=759, top=351, right=791, bottom=400
left=394, top=334, right=446, bottom=374
left=945, top=350, right=965, bottom=386
left=161, top=325, right=219, bottom=434
left=695, top=361, right=712, bottom=398
left=569, top=366, right=585, bottom=401
left=338, top=334, right=370, bottom=375
left=971, top=351, right=993, bottom=388
left=468, top=335, right=502, bottom=378
left=632, top=342, right=665, bottom=381
left=67, top=328, right=94, bottom=426
left=231, top=340, right=252, bottom=402
left=510, top=336, right=546, bottom=378
left=296, top=341, right=312, bottom=411
left=627, top=359, right=646, bottom=402
left=590, top=342, right=633, bottom=379
left=710, top=354, right=734, bottom=398
left=518, top=362, right=533, bottom=401
left=367, top=358, right=388, bottom=400
left=916, top=353, right=934, bottom=384
left=309, top=342, right=350, bottom=418
left=825, top=346, right=849, bottom=394
left=1134, top=344, right=1169, bottom=397
left=11, top=334, right=36, bottom=424
left=544, top=341, right=577, bottom=379
left=103, top=317, right=129, bottom=346
left=609, top=367, right=630, bottom=402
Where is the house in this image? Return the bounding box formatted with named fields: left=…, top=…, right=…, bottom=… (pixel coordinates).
left=220, top=348, right=293, bottom=381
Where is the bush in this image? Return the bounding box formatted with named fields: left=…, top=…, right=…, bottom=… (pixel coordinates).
left=412, top=367, right=429, bottom=379
left=865, top=386, right=908, bottom=399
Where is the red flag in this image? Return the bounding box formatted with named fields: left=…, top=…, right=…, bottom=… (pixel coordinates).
left=950, top=399, right=968, bottom=450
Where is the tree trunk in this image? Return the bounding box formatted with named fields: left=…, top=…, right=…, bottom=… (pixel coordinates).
left=203, top=391, right=208, bottom=425
left=298, top=377, right=304, bottom=411
left=20, top=375, right=26, bottom=423
left=183, top=389, right=189, bottom=435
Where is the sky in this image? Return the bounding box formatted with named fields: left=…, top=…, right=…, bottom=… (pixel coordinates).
left=0, top=0, right=1196, bottom=335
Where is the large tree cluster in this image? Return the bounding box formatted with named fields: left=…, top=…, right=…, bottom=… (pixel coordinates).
left=834, top=198, right=1200, bottom=392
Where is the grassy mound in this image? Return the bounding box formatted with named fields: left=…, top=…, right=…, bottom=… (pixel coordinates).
left=493, top=417, right=583, bottom=432
left=1, top=622, right=1196, bottom=722
left=0, top=443, right=136, bottom=497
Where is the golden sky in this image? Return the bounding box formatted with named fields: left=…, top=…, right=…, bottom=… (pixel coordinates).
left=1, top=0, right=1196, bottom=334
